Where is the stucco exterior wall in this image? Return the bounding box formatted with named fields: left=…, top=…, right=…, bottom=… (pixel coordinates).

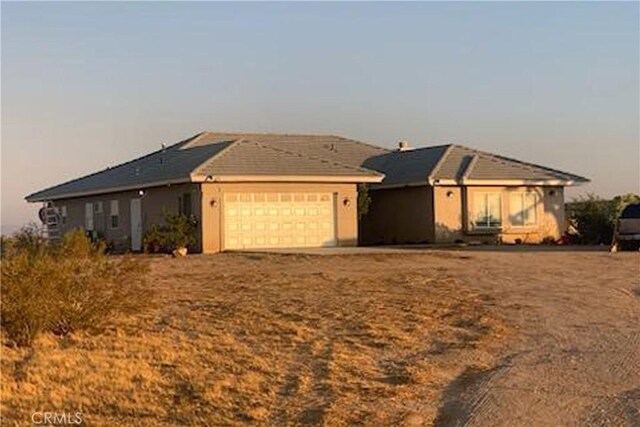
left=45, top=182, right=565, bottom=251
left=50, top=183, right=201, bottom=251
left=200, top=182, right=358, bottom=253
left=433, top=186, right=466, bottom=242
left=433, top=185, right=566, bottom=244
left=359, top=186, right=435, bottom=245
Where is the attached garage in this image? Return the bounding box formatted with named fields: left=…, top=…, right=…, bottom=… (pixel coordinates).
left=223, top=192, right=336, bottom=250
left=26, top=132, right=387, bottom=253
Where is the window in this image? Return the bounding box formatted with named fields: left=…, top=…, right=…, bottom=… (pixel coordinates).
left=510, top=192, right=537, bottom=226
left=179, top=193, right=192, bottom=216
left=110, top=200, right=119, bottom=229
left=60, top=206, right=67, bottom=225
left=84, top=203, right=94, bottom=231
left=94, top=201, right=103, bottom=214
left=473, top=192, right=502, bottom=228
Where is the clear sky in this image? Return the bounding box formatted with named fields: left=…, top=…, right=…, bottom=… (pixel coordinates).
left=2, top=2, right=638, bottom=232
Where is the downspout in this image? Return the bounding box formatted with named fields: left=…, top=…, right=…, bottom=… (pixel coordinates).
left=459, top=155, right=479, bottom=233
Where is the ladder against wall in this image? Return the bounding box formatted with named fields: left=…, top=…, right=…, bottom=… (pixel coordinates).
left=40, top=202, right=61, bottom=243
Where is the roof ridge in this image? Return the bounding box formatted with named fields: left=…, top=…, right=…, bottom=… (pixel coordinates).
left=201, top=130, right=351, bottom=139
left=189, top=131, right=391, bottom=154
left=427, top=145, right=455, bottom=182
left=460, top=154, right=479, bottom=181
left=331, top=135, right=391, bottom=154
left=247, top=139, right=382, bottom=176
left=379, top=142, right=456, bottom=154
left=190, top=138, right=243, bottom=176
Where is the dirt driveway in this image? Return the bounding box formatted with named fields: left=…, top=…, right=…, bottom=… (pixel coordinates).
left=426, top=248, right=640, bottom=426
left=2, top=248, right=638, bottom=426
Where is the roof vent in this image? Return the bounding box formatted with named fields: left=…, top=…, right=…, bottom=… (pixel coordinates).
left=397, top=140, right=413, bottom=151
left=160, top=143, right=167, bottom=165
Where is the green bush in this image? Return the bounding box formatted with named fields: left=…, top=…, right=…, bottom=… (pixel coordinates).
left=1, top=228, right=151, bottom=346
left=144, top=212, right=197, bottom=253
left=567, top=193, right=640, bottom=244
left=143, top=223, right=169, bottom=253
left=357, top=184, right=372, bottom=220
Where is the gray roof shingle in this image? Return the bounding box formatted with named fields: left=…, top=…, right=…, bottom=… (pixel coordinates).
left=370, top=144, right=589, bottom=187
left=26, top=132, right=385, bottom=201
left=186, top=132, right=389, bottom=168
left=195, top=139, right=382, bottom=178
left=25, top=132, right=588, bottom=202
left=26, top=137, right=233, bottom=201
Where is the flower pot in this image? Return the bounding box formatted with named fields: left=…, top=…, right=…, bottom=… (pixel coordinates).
left=172, top=247, right=188, bottom=257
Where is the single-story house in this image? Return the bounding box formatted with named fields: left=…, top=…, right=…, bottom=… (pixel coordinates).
left=26, top=132, right=588, bottom=252
left=360, top=143, right=589, bottom=245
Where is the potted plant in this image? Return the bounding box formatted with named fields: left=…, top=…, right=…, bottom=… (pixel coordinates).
left=163, top=212, right=197, bottom=256
left=143, top=224, right=167, bottom=254
left=143, top=212, right=197, bottom=256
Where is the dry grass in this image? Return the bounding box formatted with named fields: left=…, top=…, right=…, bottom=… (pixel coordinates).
left=1, top=252, right=508, bottom=426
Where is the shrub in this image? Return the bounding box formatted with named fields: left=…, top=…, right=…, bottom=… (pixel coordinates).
left=357, top=184, right=371, bottom=220
left=0, top=223, right=47, bottom=259
left=1, top=228, right=151, bottom=346
left=164, top=212, right=197, bottom=249
left=144, top=212, right=197, bottom=253
left=567, top=193, right=640, bottom=244
left=144, top=223, right=169, bottom=253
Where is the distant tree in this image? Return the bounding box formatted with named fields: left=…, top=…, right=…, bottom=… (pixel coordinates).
left=568, top=193, right=640, bottom=244
left=611, top=193, right=640, bottom=218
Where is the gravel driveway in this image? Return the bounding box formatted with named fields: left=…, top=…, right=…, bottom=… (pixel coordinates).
left=430, top=249, right=640, bottom=427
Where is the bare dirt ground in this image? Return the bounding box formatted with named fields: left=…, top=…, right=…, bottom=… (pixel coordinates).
left=1, top=249, right=638, bottom=426
left=426, top=248, right=640, bottom=427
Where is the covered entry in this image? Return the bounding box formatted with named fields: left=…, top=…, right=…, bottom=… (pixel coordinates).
left=223, top=192, right=336, bottom=250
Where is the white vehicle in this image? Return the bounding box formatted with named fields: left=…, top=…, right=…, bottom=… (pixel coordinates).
left=612, top=203, right=640, bottom=251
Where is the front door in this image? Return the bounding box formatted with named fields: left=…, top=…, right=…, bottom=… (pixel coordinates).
left=130, top=199, right=142, bottom=251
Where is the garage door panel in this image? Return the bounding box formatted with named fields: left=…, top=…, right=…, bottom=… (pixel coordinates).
left=223, top=192, right=336, bottom=250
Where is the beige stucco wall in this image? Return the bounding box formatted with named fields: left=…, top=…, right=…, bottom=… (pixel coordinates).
left=200, top=182, right=358, bottom=253
left=47, top=182, right=564, bottom=251
left=359, top=186, right=435, bottom=245
left=433, top=185, right=566, bottom=244
left=50, top=183, right=201, bottom=251
left=433, top=186, right=466, bottom=242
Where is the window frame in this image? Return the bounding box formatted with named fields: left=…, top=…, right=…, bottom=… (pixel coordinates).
left=84, top=203, right=94, bottom=231
left=509, top=192, right=538, bottom=227
left=60, top=206, right=67, bottom=225
left=110, top=200, right=120, bottom=229
left=179, top=192, right=192, bottom=216
left=472, top=192, right=502, bottom=229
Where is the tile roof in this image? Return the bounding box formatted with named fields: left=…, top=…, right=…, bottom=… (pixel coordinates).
left=25, top=132, right=588, bottom=202
left=25, top=137, right=232, bottom=201
left=185, top=132, right=389, bottom=168
left=361, top=145, right=449, bottom=187
left=194, top=139, right=381, bottom=178
left=370, top=144, right=589, bottom=187
left=26, top=132, right=385, bottom=201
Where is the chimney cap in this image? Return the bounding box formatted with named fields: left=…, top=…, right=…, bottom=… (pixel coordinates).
left=397, top=140, right=412, bottom=151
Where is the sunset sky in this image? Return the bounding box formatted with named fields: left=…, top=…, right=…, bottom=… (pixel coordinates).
left=2, top=2, right=638, bottom=232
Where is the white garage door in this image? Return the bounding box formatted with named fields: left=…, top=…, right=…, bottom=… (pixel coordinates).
left=223, top=192, right=337, bottom=250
